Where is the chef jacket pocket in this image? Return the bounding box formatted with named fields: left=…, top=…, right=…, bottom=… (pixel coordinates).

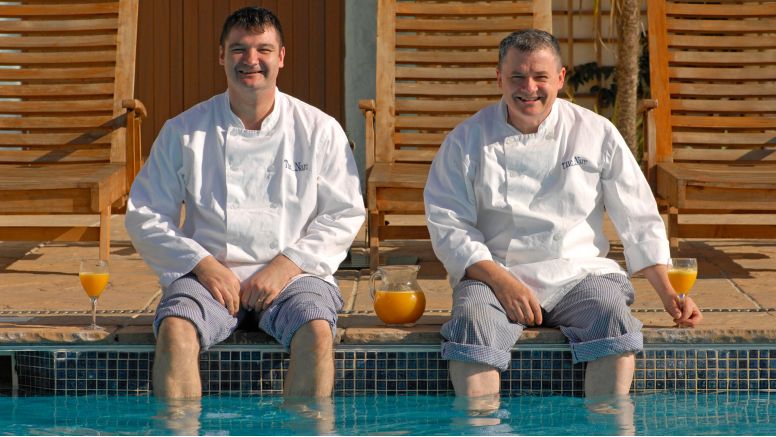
left=225, top=206, right=282, bottom=263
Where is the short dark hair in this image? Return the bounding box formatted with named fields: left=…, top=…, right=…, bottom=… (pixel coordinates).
left=498, top=29, right=562, bottom=68
left=220, top=7, right=284, bottom=47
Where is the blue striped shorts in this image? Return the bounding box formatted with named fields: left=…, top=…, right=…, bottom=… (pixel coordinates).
left=441, top=273, right=643, bottom=370
left=153, top=274, right=343, bottom=351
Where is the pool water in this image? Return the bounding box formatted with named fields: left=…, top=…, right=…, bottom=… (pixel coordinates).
left=1, top=392, right=774, bottom=435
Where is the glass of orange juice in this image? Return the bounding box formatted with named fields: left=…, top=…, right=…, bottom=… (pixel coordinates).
left=79, top=259, right=109, bottom=330
left=668, top=257, right=697, bottom=300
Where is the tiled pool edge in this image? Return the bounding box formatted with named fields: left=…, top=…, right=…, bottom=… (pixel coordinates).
left=12, top=344, right=776, bottom=396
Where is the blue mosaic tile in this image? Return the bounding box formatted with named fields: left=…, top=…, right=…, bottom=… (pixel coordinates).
left=11, top=346, right=776, bottom=396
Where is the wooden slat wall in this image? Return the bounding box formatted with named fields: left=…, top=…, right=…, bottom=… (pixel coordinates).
left=649, top=0, right=776, bottom=165
left=135, top=0, right=344, bottom=157
left=377, top=0, right=550, bottom=165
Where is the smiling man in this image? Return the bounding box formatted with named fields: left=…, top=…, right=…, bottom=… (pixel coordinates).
left=424, top=29, right=702, bottom=399
left=125, top=7, right=365, bottom=399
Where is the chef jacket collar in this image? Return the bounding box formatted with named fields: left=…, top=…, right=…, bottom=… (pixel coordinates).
left=224, top=87, right=281, bottom=135
left=498, top=97, right=559, bottom=139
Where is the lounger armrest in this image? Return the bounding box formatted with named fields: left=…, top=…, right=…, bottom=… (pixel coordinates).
left=359, top=99, right=376, bottom=113
left=639, top=99, right=658, bottom=187
left=639, top=99, right=657, bottom=113
left=122, top=99, right=148, bottom=119
left=122, top=99, right=147, bottom=187
left=360, top=99, right=376, bottom=173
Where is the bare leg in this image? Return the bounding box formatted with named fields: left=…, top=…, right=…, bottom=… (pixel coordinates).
left=450, top=362, right=502, bottom=427
left=585, top=394, right=636, bottom=436
left=585, top=352, right=635, bottom=397
left=612, top=395, right=636, bottom=436
left=284, top=320, right=334, bottom=397
left=153, top=317, right=202, bottom=399
left=452, top=393, right=502, bottom=427
left=155, top=398, right=202, bottom=435
left=283, top=397, right=335, bottom=434
left=449, top=360, right=501, bottom=397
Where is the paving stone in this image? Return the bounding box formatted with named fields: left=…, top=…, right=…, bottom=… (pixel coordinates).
left=1, top=214, right=775, bottom=349
left=637, top=311, right=776, bottom=343
left=335, top=270, right=360, bottom=312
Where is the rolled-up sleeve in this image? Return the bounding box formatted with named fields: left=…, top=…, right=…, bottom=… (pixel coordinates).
left=424, top=135, right=493, bottom=286
left=601, top=131, right=670, bottom=275
left=125, top=122, right=212, bottom=287
left=281, top=121, right=365, bottom=276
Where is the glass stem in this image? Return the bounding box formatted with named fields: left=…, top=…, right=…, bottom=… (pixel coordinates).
left=91, top=297, right=97, bottom=328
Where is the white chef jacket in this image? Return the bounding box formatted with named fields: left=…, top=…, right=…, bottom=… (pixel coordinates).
left=424, top=98, right=670, bottom=310
left=125, top=89, right=365, bottom=288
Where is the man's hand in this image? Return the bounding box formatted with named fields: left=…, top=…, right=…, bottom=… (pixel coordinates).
left=492, top=278, right=543, bottom=326
left=192, top=255, right=241, bottom=316
left=466, top=260, right=543, bottom=326
left=240, top=254, right=302, bottom=311
left=661, top=293, right=703, bottom=328
left=641, top=264, right=703, bottom=328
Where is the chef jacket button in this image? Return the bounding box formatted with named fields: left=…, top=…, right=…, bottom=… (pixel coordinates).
left=270, top=241, right=278, bottom=249
left=270, top=203, right=279, bottom=209
left=553, top=234, right=562, bottom=241
left=266, top=166, right=274, bottom=172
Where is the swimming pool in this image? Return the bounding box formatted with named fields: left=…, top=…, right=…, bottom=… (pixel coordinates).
left=1, top=392, right=774, bottom=435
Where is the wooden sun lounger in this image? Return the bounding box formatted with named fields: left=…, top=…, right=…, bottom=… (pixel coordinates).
left=644, top=0, right=776, bottom=250
left=0, top=0, right=146, bottom=260
left=361, top=0, right=553, bottom=269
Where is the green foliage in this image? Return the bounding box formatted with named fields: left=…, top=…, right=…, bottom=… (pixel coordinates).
left=565, top=62, right=617, bottom=112
left=564, top=33, right=651, bottom=114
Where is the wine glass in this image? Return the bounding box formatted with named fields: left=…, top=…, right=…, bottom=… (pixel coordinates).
left=668, top=258, right=697, bottom=301
left=79, top=259, right=109, bottom=330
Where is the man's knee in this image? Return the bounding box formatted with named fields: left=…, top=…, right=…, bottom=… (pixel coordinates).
left=596, top=293, right=628, bottom=316
left=455, top=302, right=498, bottom=326
left=451, top=280, right=504, bottom=322
left=445, top=299, right=515, bottom=347
left=157, top=317, right=200, bottom=356
left=588, top=297, right=641, bottom=336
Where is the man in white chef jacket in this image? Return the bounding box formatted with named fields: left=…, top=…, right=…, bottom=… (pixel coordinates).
left=424, top=29, right=703, bottom=399
left=126, top=7, right=365, bottom=399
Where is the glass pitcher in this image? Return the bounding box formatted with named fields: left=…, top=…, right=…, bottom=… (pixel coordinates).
left=369, top=265, right=426, bottom=326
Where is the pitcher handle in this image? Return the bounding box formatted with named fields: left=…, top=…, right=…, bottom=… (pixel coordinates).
left=368, top=269, right=382, bottom=301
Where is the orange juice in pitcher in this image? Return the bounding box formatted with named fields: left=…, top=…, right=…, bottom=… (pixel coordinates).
left=369, top=265, right=426, bottom=326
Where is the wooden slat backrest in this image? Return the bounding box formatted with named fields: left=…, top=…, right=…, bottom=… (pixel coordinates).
left=375, top=0, right=552, bottom=165
left=0, top=0, right=138, bottom=164
left=647, top=0, right=776, bottom=165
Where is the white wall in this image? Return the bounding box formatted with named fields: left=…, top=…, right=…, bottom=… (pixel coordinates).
left=344, top=0, right=377, bottom=187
